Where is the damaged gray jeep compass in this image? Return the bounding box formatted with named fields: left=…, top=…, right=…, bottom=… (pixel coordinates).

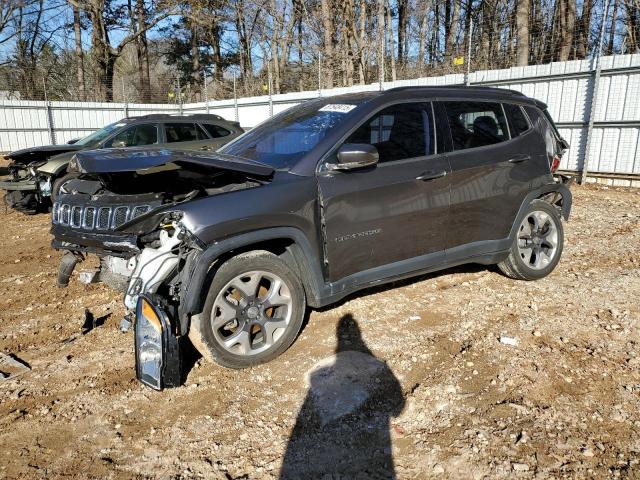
left=52, top=87, right=572, bottom=389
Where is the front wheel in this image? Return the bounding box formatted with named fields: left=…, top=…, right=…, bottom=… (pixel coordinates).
left=195, top=250, right=306, bottom=368
left=498, top=199, right=564, bottom=280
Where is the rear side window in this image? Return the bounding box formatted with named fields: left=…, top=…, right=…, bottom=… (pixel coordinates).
left=504, top=103, right=530, bottom=137
left=202, top=123, right=232, bottom=138
left=164, top=123, right=206, bottom=143
left=443, top=101, right=509, bottom=150
left=345, top=102, right=435, bottom=163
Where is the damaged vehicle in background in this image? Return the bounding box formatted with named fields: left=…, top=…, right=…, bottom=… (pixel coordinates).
left=1, top=114, right=242, bottom=214
left=51, top=86, right=572, bottom=390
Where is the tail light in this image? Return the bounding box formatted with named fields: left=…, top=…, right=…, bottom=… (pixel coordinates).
left=550, top=154, right=561, bottom=173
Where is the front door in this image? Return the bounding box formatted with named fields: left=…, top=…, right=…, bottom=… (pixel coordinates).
left=318, top=102, right=451, bottom=283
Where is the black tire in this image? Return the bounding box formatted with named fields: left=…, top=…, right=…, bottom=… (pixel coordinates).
left=195, top=250, right=306, bottom=369
left=51, top=172, right=79, bottom=203
left=498, top=199, right=564, bottom=280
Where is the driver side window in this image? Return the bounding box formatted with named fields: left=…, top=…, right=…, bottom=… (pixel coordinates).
left=344, top=102, right=435, bottom=163
left=105, top=124, right=158, bottom=148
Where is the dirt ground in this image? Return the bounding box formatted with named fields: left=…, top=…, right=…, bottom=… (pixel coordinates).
left=0, top=184, right=639, bottom=479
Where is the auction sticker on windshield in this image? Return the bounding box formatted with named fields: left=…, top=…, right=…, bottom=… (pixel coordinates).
left=319, top=104, right=357, bottom=113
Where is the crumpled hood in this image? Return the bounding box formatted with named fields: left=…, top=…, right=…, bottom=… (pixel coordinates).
left=73, top=148, right=275, bottom=177
left=7, top=144, right=83, bottom=164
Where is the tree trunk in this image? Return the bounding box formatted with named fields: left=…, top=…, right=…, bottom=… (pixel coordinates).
left=608, top=0, right=618, bottom=54
left=320, top=0, right=334, bottom=89
left=357, top=0, right=367, bottom=84
left=376, top=0, right=384, bottom=83
left=397, top=0, right=408, bottom=66
left=557, top=0, right=576, bottom=61
left=444, top=0, right=461, bottom=64
left=625, top=0, right=640, bottom=53
left=72, top=2, right=85, bottom=100
left=385, top=1, right=396, bottom=81
left=136, top=0, right=150, bottom=101
left=575, top=0, right=593, bottom=58
left=417, top=5, right=428, bottom=70
left=516, top=0, right=530, bottom=65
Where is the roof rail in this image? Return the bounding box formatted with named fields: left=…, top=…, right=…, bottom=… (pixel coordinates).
left=385, top=85, right=526, bottom=97
left=129, top=113, right=225, bottom=120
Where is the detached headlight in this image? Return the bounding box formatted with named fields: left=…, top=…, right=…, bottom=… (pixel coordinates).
left=68, top=155, right=79, bottom=173
left=134, top=295, right=181, bottom=390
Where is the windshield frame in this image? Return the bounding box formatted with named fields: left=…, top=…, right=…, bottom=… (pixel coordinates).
left=74, top=121, right=129, bottom=148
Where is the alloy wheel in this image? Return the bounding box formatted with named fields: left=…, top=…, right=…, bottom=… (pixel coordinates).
left=211, top=271, right=293, bottom=356
left=516, top=210, right=559, bottom=270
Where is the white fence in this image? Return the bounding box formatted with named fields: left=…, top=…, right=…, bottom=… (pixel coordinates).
left=2, top=53, right=640, bottom=179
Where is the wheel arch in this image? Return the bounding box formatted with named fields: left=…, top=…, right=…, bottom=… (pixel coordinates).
left=508, top=183, right=572, bottom=243
left=178, top=227, right=326, bottom=335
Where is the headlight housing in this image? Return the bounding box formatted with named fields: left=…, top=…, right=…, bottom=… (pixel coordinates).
left=134, top=295, right=181, bottom=390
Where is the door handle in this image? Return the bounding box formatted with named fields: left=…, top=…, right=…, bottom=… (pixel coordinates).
left=508, top=155, right=530, bottom=164
left=416, top=170, right=448, bottom=181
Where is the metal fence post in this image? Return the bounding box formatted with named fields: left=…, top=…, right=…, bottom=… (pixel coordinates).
left=268, top=61, right=273, bottom=117
left=45, top=101, right=56, bottom=145
left=465, top=18, right=473, bottom=86
left=318, top=53, right=322, bottom=97
left=580, top=0, right=611, bottom=185
left=204, top=70, right=210, bottom=114
left=233, top=74, right=239, bottom=122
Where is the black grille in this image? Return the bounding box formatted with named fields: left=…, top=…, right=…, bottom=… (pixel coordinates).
left=97, top=208, right=111, bottom=230
left=113, top=207, right=129, bottom=228
left=84, top=207, right=96, bottom=229
left=71, top=206, right=82, bottom=228
left=131, top=205, right=150, bottom=219
left=60, top=205, right=70, bottom=225
left=52, top=202, right=155, bottom=231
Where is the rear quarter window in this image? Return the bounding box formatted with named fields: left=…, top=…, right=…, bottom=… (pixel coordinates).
left=202, top=123, right=232, bottom=138
left=503, top=104, right=530, bottom=137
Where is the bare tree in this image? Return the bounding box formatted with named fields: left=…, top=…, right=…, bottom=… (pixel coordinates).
left=516, top=0, right=530, bottom=65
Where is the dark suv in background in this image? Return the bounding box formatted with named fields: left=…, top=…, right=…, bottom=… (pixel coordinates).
left=1, top=113, right=242, bottom=213
left=51, top=86, right=571, bottom=389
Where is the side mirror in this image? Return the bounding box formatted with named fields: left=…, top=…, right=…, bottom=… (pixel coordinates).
left=328, top=143, right=379, bottom=171
left=67, top=138, right=80, bottom=145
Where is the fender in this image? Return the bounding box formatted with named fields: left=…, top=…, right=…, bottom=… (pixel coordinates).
left=177, top=227, right=328, bottom=335
left=508, top=182, right=572, bottom=242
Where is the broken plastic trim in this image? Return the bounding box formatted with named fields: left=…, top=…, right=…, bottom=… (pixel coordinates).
left=134, top=295, right=181, bottom=390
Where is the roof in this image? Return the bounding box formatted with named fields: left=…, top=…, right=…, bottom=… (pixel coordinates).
left=325, top=85, right=534, bottom=105
left=125, top=113, right=228, bottom=122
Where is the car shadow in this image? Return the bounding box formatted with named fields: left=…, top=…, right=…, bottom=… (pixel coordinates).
left=279, top=314, right=405, bottom=479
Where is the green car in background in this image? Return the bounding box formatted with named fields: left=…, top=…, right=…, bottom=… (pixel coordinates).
left=0, top=114, right=243, bottom=214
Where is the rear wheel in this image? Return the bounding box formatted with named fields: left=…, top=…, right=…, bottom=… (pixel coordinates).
left=196, top=250, right=306, bottom=368
left=498, top=199, right=564, bottom=280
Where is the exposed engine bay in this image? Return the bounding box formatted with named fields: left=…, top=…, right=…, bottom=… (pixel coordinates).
left=52, top=150, right=271, bottom=331
left=0, top=145, right=80, bottom=213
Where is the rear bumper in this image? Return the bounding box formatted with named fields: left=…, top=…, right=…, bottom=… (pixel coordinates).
left=0, top=177, right=37, bottom=192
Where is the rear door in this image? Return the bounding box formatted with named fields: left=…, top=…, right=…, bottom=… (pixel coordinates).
left=438, top=100, right=538, bottom=255
left=318, top=101, right=451, bottom=282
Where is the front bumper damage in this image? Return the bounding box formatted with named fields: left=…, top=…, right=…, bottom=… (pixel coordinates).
left=134, top=295, right=182, bottom=389
left=54, top=219, right=194, bottom=389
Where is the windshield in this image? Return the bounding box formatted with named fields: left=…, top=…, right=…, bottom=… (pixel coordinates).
left=220, top=100, right=362, bottom=169
left=74, top=122, right=127, bottom=147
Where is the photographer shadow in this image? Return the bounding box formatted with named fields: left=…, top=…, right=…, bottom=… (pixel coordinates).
left=280, top=314, right=405, bottom=479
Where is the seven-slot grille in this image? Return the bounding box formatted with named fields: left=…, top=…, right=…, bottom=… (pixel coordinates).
left=52, top=202, right=152, bottom=230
